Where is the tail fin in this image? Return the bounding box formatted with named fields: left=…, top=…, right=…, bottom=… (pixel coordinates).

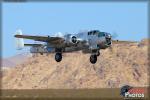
left=15, top=29, right=24, bottom=50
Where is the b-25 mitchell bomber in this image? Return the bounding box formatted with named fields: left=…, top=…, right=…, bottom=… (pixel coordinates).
left=14, top=30, right=135, bottom=64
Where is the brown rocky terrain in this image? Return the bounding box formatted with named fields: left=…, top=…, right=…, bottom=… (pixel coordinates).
left=1, top=39, right=149, bottom=89
left=1, top=53, right=32, bottom=69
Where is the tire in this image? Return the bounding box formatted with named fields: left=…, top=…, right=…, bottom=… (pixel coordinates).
left=55, top=53, right=62, bottom=62
left=90, top=55, right=97, bottom=64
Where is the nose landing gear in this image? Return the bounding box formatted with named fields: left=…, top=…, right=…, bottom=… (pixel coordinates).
left=90, top=51, right=100, bottom=64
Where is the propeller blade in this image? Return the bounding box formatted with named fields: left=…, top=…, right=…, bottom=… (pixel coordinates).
left=111, top=31, right=118, bottom=39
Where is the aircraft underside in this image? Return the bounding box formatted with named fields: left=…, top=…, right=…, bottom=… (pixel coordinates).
left=30, top=45, right=100, bottom=64
left=54, top=47, right=100, bottom=64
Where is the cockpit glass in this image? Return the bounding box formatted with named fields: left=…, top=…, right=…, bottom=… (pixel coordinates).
left=88, top=30, right=100, bottom=36
left=98, top=32, right=105, bottom=37
left=103, top=33, right=105, bottom=36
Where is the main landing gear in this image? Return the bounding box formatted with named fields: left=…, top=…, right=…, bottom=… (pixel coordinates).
left=90, top=55, right=97, bottom=64
left=55, top=53, right=62, bottom=62
left=55, top=48, right=63, bottom=62
left=54, top=49, right=100, bottom=64
left=90, top=51, right=100, bottom=64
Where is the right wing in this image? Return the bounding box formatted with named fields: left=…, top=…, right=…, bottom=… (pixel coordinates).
left=112, top=40, right=137, bottom=44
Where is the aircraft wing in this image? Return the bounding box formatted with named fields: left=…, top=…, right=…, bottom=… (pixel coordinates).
left=14, top=35, right=65, bottom=44
left=112, top=40, right=137, bottom=44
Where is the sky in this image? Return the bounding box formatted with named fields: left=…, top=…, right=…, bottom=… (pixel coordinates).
left=2, top=2, right=148, bottom=58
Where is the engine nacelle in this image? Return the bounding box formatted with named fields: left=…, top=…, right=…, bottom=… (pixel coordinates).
left=71, top=36, right=78, bottom=44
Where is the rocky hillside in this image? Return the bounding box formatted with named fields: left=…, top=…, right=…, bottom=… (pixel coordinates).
left=1, top=53, right=32, bottom=69
left=1, top=39, right=149, bottom=89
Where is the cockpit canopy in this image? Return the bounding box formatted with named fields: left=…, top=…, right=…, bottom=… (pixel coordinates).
left=88, top=30, right=99, bottom=35
left=88, top=30, right=106, bottom=37
left=98, top=32, right=105, bottom=37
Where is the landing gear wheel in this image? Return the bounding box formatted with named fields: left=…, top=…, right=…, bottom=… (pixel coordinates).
left=90, top=55, right=97, bottom=64
left=55, top=53, right=62, bottom=62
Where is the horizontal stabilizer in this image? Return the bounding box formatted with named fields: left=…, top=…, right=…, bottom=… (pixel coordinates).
left=24, top=44, right=43, bottom=47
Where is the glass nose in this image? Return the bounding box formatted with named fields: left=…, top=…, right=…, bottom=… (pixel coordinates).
left=105, top=33, right=111, bottom=38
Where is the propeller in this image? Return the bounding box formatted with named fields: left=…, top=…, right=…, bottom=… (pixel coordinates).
left=108, top=31, right=118, bottom=52
left=111, top=31, right=118, bottom=39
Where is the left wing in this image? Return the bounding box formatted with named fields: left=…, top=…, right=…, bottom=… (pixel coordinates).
left=14, top=35, right=65, bottom=44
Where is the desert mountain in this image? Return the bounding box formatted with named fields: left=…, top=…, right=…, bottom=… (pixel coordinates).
left=1, top=53, right=32, bottom=69
left=1, top=39, right=149, bottom=89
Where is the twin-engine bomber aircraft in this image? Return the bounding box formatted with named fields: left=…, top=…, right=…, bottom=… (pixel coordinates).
left=14, top=30, right=135, bottom=64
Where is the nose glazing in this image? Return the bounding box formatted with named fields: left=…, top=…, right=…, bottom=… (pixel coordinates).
left=105, top=33, right=112, bottom=46
left=105, top=33, right=111, bottom=39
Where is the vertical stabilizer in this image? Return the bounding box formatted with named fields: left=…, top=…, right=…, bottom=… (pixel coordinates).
left=15, top=29, right=24, bottom=50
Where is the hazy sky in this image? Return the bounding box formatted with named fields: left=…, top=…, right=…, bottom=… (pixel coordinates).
left=2, top=2, right=148, bottom=58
